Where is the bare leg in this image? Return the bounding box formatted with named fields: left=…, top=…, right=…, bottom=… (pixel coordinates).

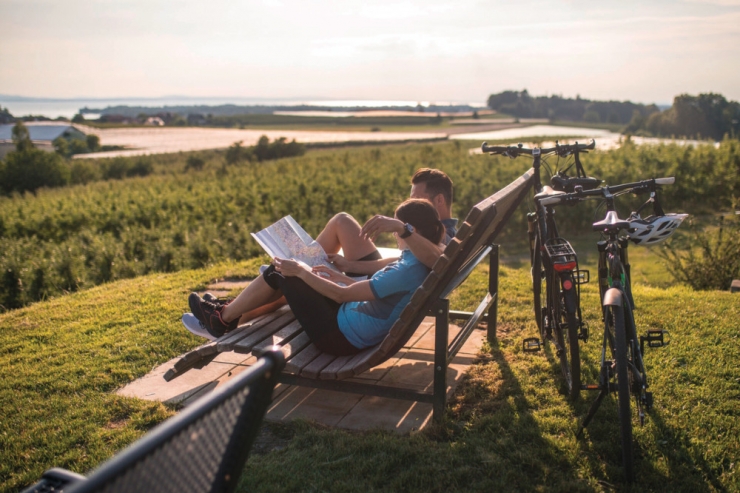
left=221, top=276, right=280, bottom=323
left=238, top=295, right=286, bottom=324
left=316, top=212, right=378, bottom=260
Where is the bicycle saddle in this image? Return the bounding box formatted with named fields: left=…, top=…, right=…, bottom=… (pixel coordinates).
left=534, top=186, right=565, bottom=201
left=592, top=211, right=631, bottom=232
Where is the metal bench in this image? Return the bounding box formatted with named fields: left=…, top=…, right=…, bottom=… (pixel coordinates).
left=22, top=349, right=285, bottom=493
left=167, top=169, right=534, bottom=422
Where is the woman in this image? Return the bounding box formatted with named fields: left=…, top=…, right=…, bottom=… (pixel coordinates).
left=189, top=198, right=445, bottom=355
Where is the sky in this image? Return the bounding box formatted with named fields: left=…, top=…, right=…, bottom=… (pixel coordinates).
left=1, top=0, right=739, bottom=106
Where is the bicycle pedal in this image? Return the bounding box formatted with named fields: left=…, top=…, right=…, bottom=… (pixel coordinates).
left=576, top=269, right=590, bottom=284
left=523, top=337, right=542, bottom=353
left=578, top=323, right=589, bottom=342
left=641, top=329, right=669, bottom=349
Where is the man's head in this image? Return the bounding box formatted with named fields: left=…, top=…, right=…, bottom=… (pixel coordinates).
left=410, top=168, right=453, bottom=220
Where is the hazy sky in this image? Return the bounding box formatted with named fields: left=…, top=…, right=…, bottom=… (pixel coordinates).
left=1, top=0, right=739, bottom=105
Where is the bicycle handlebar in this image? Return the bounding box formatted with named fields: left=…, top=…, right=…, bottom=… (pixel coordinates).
left=481, top=139, right=595, bottom=158
left=538, top=177, right=675, bottom=206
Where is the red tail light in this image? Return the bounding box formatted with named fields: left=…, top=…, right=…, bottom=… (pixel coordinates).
left=553, top=261, right=577, bottom=272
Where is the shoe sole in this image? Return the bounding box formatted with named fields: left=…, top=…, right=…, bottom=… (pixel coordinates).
left=182, top=313, right=217, bottom=341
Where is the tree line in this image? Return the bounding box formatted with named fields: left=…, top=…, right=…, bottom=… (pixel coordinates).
left=488, top=89, right=740, bottom=141
left=486, top=90, right=659, bottom=125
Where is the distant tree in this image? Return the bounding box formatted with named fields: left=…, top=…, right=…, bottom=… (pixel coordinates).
left=86, top=134, right=100, bottom=151
left=583, top=110, right=601, bottom=123
left=0, top=106, right=14, bottom=124
left=53, top=137, right=69, bottom=157
left=226, top=141, right=250, bottom=164
left=1, top=147, right=70, bottom=194
left=12, top=122, right=33, bottom=152
left=185, top=155, right=205, bottom=171
left=72, top=113, right=85, bottom=123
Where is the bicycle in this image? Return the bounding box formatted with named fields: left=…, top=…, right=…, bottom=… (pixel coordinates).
left=538, top=177, right=687, bottom=481
left=481, top=140, right=599, bottom=400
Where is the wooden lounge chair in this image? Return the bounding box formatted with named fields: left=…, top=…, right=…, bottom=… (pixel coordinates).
left=166, top=169, right=534, bottom=422
left=22, top=349, right=285, bottom=493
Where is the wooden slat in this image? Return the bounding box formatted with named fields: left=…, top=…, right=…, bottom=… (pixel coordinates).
left=231, top=311, right=297, bottom=354
left=319, top=354, right=356, bottom=380
left=217, top=305, right=292, bottom=351
left=300, top=352, right=337, bottom=378
left=285, top=342, right=322, bottom=374
left=249, top=319, right=304, bottom=355
left=334, top=347, right=377, bottom=380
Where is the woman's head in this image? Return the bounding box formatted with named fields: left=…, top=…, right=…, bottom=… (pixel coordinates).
left=394, top=198, right=445, bottom=245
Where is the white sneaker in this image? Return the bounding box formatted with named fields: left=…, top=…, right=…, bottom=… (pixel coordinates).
left=182, top=313, right=217, bottom=341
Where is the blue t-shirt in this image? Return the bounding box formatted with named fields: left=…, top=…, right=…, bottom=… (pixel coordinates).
left=337, top=249, right=430, bottom=349
left=442, top=218, right=458, bottom=245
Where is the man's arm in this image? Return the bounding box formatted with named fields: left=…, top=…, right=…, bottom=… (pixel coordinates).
left=360, top=215, right=443, bottom=269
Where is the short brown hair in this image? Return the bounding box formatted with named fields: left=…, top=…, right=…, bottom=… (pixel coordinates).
left=395, top=198, right=445, bottom=244
left=411, top=168, right=453, bottom=208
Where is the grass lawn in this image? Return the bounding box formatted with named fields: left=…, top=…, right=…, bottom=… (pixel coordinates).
left=1, top=251, right=738, bottom=492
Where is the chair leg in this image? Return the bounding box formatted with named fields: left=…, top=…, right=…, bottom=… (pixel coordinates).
left=487, top=244, right=500, bottom=342
left=433, top=299, right=449, bottom=423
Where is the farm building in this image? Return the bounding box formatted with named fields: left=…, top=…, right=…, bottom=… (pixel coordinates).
left=0, top=122, right=88, bottom=158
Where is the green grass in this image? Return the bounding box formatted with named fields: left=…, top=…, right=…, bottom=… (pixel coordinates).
left=2, top=251, right=738, bottom=492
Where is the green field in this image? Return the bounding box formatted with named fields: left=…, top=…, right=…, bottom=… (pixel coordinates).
left=1, top=140, right=739, bottom=491
left=1, top=256, right=738, bottom=492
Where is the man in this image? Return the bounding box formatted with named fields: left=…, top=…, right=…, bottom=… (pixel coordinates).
left=329, top=168, right=456, bottom=274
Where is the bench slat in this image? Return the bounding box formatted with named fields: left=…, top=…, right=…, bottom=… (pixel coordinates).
left=285, top=341, right=322, bottom=374
left=217, top=305, right=292, bottom=351
left=250, top=319, right=304, bottom=354
left=232, top=311, right=297, bottom=354
left=300, top=353, right=337, bottom=378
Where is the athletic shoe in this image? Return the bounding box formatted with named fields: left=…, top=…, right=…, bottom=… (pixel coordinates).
left=188, top=292, right=238, bottom=338
left=202, top=292, right=233, bottom=306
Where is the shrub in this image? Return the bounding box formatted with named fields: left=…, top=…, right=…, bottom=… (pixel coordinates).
left=659, top=215, right=740, bottom=290
left=0, top=149, right=70, bottom=194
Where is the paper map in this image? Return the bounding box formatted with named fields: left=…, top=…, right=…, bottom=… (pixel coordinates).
left=251, top=216, right=338, bottom=272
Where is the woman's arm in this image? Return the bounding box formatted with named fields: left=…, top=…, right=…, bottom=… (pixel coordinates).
left=274, top=258, right=375, bottom=303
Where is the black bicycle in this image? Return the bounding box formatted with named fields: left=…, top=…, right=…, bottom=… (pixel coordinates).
left=538, top=176, right=686, bottom=481
left=481, top=140, right=598, bottom=400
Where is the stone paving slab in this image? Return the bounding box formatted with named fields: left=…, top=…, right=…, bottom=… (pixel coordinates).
left=117, top=315, right=484, bottom=432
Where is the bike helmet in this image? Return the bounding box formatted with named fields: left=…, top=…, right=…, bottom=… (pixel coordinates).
left=627, top=213, right=688, bottom=245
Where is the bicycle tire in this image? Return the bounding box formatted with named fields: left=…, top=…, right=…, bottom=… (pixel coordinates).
left=532, top=234, right=544, bottom=334
left=562, top=298, right=581, bottom=400
left=611, top=303, right=635, bottom=482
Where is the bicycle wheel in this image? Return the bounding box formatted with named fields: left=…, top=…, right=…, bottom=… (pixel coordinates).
left=551, top=273, right=581, bottom=400
left=561, top=291, right=581, bottom=400
left=531, top=234, right=544, bottom=333
left=611, top=303, right=635, bottom=482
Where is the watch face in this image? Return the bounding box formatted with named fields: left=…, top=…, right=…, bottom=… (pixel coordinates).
left=401, top=223, right=414, bottom=238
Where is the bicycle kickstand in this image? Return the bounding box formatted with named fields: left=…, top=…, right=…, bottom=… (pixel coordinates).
left=576, top=390, right=607, bottom=438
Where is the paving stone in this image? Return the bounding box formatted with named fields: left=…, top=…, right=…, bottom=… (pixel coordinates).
left=266, top=386, right=363, bottom=426
left=117, top=355, right=237, bottom=403
left=338, top=396, right=432, bottom=433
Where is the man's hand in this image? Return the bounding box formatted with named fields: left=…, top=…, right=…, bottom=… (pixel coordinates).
left=360, top=215, right=404, bottom=242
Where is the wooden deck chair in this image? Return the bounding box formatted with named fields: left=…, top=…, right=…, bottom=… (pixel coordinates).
left=22, top=349, right=285, bottom=493
left=166, top=169, right=534, bottom=423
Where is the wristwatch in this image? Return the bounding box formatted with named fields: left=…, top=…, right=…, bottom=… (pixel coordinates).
left=399, top=223, right=414, bottom=239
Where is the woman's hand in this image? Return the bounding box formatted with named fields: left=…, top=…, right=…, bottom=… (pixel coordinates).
left=273, top=257, right=311, bottom=278
left=327, top=253, right=350, bottom=272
